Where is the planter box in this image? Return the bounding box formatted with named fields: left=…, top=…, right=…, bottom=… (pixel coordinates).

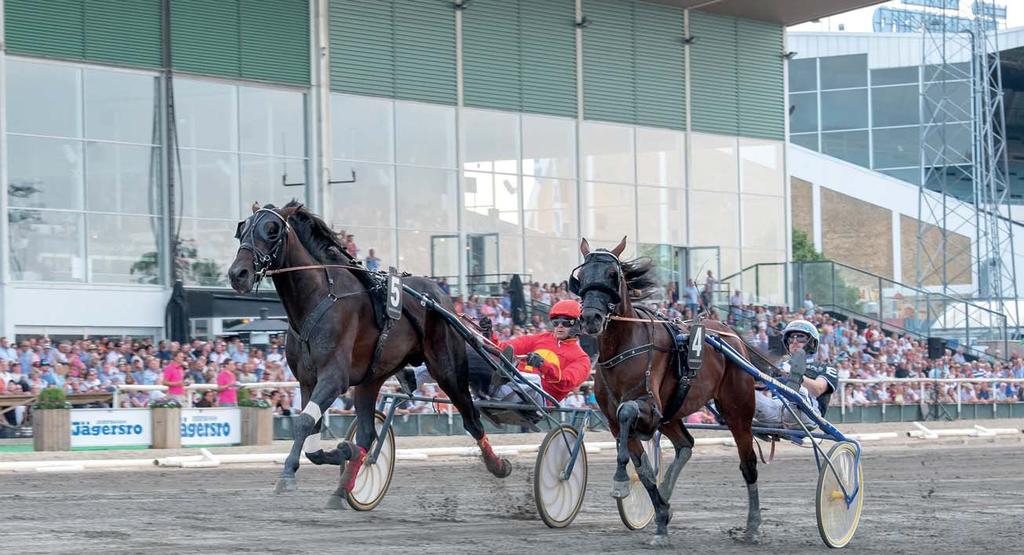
left=32, top=409, right=71, bottom=451
left=241, top=407, right=273, bottom=446
left=151, top=408, right=181, bottom=449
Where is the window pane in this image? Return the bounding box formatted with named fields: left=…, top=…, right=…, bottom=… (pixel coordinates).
left=396, top=167, right=458, bottom=230
left=923, top=81, right=971, bottom=123
left=335, top=226, right=395, bottom=269
left=789, top=92, right=818, bottom=133
left=821, top=89, right=868, bottom=131
left=523, top=177, right=576, bottom=238
left=6, top=59, right=81, bottom=137
left=85, top=69, right=159, bottom=144
left=819, top=54, right=867, bottom=89
left=789, top=58, right=817, bottom=92
left=790, top=133, right=818, bottom=151
left=580, top=121, right=635, bottom=183
left=240, top=156, right=307, bottom=218
left=525, top=237, right=579, bottom=284
left=330, top=161, right=395, bottom=228
left=175, top=79, right=238, bottom=151
left=637, top=186, right=684, bottom=245
left=690, top=191, right=738, bottom=248
left=239, top=87, right=305, bottom=157
left=9, top=209, right=85, bottom=282
left=924, top=62, right=970, bottom=82
left=880, top=168, right=921, bottom=185
left=872, top=85, right=919, bottom=127
left=522, top=115, right=575, bottom=178
left=742, top=195, right=785, bottom=251
left=86, top=143, right=161, bottom=215
left=7, top=136, right=84, bottom=210
left=873, top=127, right=920, bottom=169
left=821, top=130, right=870, bottom=166
left=461, top=109, right=519, bottom=174
left=179, top=150, right=239, bottom=219
left=924, top=122, right=972, bottom=164
left=740, top=139, right=784, bottom=196
left=871, top=66, right=918, bottom=86
left=636, top=128, right=684, bottom=187
left=690, top=133, right=737, bottom=192
left=331, top=94, right=394, bottom=163
left=395, top=102, right=456, bottom=167
left=462, top=172, right=520, bottom=233
left=87, top=214, right=161, bottom=284
left=582, top=182, right=635, bottom=242
left=397, top=230, right=451, bottom=277
left=177, top=218, right=237, bottom=287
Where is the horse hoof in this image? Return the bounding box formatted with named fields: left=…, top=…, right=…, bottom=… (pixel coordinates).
left=488, top=457, right=512, bottom=478
left=648, top=535, right=671, bottom=548
left=745, top=530, right=762, bottom=545
left=610, top=479, right=631, bottom=499
left=275, top=477, right=297, bottom=494
left=326, top=494, right=347, bottom=510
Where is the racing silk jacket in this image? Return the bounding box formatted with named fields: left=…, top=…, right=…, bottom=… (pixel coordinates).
left=780, top=356, right=839, bottom=416
left=496, top=332, right=591, bottom=402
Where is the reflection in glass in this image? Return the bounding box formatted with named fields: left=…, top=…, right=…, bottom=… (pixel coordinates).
left=821, top=130, right=870, bottom=166
left=85, top=69, right=159, bottom=144
left=6, top=59, right=81, bottom=137
left=9, top=209, right=85, bottom=282
left=873, top=127, right=920, bottom=169
left=396, top=167, right=457, bottom=230
left=331, top=94, right=395, bottom=163
left=334, top=226, right=396, bottom=269
left=240, top=156, right=307, bottom=217
left=789, top=92, right=818, bottom=134
left=523, top=177, right=576, bottom=238
left=581, top=121, right=635, bottom=183
left=871, top=66, right=918, bottom=86
left=87, top=214, right=161, bottom=284
left=462, top=172, right=520, bottom=232
left=7, top=136, right=84, bottom=210
left=871, top=85, right=919, bottom=127
left=819, top=54, right=867, bottom=90
left=637, top=186, right=684, bottom=245
left=239, top=86, right=305, bottom=156
left=522, top=114, right=576, bottom=178
left=820, top=89, right=868, bottom=131
left=461, top=109, right=519, bottom=174
left=741, top=196, right=785, bottom=251
left=86, top=143, right=161, bottom=215
left=525, top=237, right=579, bottom=284
left=330, top=161, right=395, bottom=228
left=179, top=150, right=239, bottom=219
left=788, top=58, right=818, bottom=92
left=690, top=190, right=739, bottom=248
left=395, top=102, right=456, bottom=168
left=177, top=218, right=239, bottom=287
left=790, top=133, right=819, bottom=151
left=740, top=139, right=784, bottom=196
left=690, top=133, right=737, bottom=192
left=636, top=128, right=684, bottom=187
left=582, top=182, right=636, bottom=242
left=174, top=78, right=238, bottom=151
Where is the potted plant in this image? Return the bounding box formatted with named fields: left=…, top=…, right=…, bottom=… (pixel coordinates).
left=238, top=388, right=273, bottom=446
left=149, top=397, right=182, bottom=449
left=32, top=387, right=71, bottom=451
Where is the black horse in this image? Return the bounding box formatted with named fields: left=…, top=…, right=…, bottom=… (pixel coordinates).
left=227, top=201, right=511, bottom=503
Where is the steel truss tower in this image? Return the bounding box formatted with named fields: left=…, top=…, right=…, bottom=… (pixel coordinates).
left=916, top=6, right=1019, bottom=330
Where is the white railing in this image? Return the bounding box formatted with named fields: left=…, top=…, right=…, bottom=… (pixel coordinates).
left=111, top=382, right=301, bottom=408
left=837, top=377, right=1024, bottom=418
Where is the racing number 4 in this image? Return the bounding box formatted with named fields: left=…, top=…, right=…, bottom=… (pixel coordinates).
left=690, top=326, right=704, bottom=357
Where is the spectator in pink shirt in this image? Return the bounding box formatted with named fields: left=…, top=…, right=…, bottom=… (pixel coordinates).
left=161, top=352, right=186, bottom=401
left=217, top=363, right=238, bottom=406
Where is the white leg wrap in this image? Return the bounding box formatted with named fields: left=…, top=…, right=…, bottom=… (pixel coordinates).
left=303, top=434, right=322, bottom=453
left=302, top=402, right=322, bottom=424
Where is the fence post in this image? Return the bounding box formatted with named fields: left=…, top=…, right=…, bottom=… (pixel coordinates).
left=840, top=382, right=846, bottom=418
left=831, top=263, right=837, bottom=306
left=956, top=382, right=962, bottom=418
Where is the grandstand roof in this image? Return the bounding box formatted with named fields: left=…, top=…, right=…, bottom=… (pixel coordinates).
left=641, top=1, right=888, bottom=27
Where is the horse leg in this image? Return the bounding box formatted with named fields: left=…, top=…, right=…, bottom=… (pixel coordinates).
left=327, top=382, right=380, bottom=507
left=717, top=397, right=761, bottom=544
left=303, top=418, right=349, bottom=466
left=611, top=400, right=639, bottom=499
left=276, top=373, right=347, bottom=494
left=629, top=438, right=673, bottom=546
left=657, top=422, right=695, bottom=502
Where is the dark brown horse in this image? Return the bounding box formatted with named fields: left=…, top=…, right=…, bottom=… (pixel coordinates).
left=572, top=237, right=761, bottom=545
left=227, top=201, right=510, bottom=503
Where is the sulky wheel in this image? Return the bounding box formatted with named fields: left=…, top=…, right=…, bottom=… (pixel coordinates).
left=344, top=411, right=396, bottom=511
left=616, top=433, right=664, bottom=530
left=816, top=441, right=864, bottom=548
left=534, top=424, right=588, bottom=528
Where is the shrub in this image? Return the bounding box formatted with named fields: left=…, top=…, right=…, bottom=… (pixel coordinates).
left=149, top=397, right=182, bottom=409
left=238, top=388, right=271, bottom=408
left=33, top=387, right=71, bottom=410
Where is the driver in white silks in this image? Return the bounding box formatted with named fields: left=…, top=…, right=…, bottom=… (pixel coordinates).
left=754, top=320, right=839, bottom=429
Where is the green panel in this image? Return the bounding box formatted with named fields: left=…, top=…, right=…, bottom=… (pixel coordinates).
left=330, top=0, right=395, bottom=96
left=462, top=0, right=521, bottom=111
left=172, top=0, right=242, bottom=78
left=4, top=0, right=85, bottom=59
left=737, top=19, right=784, bottom=140
left=582, top=0, right=635, bottom=125
left=635, top=1, right=685, bottom=130
left=520, top=0, right=576, bottom=117
left=689, top=10, right=738, bottom=136
left=85, top=0, right=162, bottom=68
left=240, top=0, right=310, bottom=84
left=394, top=0, right=456, bottom=104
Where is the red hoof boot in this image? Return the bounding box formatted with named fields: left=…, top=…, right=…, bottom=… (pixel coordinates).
left=478, top=436, right=512, bottom=478
left=340, top=446, right=368, bottom=493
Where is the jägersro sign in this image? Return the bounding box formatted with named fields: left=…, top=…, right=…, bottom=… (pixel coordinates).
left=70, top=409, right=152, bottom=448
left=180, top=408, right=241, bottom=446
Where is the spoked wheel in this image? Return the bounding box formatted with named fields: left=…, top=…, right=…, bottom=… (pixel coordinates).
left=816, top=441, right=864, bottom=548
left=344, top=411, right=396, bottom=511
left=616, top=433, right=664, bottom=530
left=534, top=425, right=588, bottom=528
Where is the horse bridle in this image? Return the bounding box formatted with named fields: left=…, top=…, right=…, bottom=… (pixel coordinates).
left=569, top=251, right=624, bottom=332
left=235, top=208, right=291, bottom=282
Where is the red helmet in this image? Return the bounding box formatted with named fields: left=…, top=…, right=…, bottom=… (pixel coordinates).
left=549, top=299, right=582, bottom=320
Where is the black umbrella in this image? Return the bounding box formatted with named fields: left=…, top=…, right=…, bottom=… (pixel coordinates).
left=166, top=280, right=189, bottom=342
left=509, top=274, right=527, bottom=326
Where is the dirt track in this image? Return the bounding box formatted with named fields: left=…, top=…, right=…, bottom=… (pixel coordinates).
left=1, top=437, right=1020, bottom=554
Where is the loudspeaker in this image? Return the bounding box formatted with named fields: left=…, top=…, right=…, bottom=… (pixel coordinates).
left=927, top=337, right=946, bottom=359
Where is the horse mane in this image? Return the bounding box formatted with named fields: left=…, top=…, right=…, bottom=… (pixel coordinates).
left=597, top=250, right=657, bottom=301
left=280, top=200, right=360, bottom=266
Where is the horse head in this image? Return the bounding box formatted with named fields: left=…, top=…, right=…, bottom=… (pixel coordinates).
left=228, top=201, right=304, bottom=293
left=571, top=237, right=628, bottom=335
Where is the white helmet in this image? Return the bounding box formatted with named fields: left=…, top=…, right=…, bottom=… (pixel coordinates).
left=782, top=319, right=820, bottom=355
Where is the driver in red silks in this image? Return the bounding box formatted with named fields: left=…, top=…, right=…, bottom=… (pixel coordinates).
left=479, top=300, right=592, bottom=404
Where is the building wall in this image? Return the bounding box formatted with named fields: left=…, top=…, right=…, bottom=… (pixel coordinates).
left=819, top=187, right=893, bottom=279
left=790, top=177, right=814, bottom=239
